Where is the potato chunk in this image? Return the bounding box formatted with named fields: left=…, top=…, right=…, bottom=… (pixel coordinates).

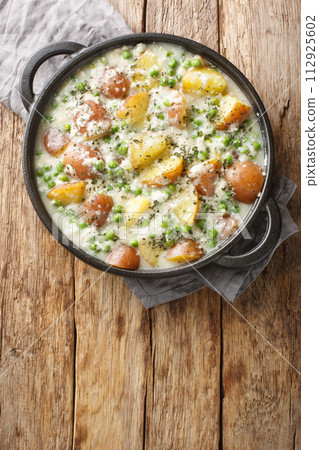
left=132, top=50, right=159, bottom=90
left=117, top=92, right=150, bottom=125
left=140, top=156, right=183, bottom=187
left=173, top=185, right=199, bottom=225
left=44, top=128, right=70, bottom=157
left=187, top=158, right=221, bottom=196
left=166, top=91, right=187, bottom=128
left=167, top=239, right=204, bottom=262
left=125, top=196, right=151, bottom=228
left=47, top=181, right=85, bottom=206
left=63, top=144, right=105, bottom=180
left=139, top=238, right=162, bottom=267
left=225, top=161, right=264, bottom=204
left=81, top=194, right=113, bottom=227
left=73, top=100, right=112, bottom=140
left=107, top=245, right=140, bottom=270
left=100, top=66, right=130, bottom=99
left=129, top=132, right=168, bottom=169
left=215, top=95, right=250, bottom=130
left=182, top=67, right=227, bottom=96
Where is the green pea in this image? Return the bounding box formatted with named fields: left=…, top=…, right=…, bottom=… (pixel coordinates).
left=168, top=58, right=177, bottom=68
left=107, top=185, right=114, bottom=191
left=166, top=184, right=176, bottom=195
left=253, top=142, right=261, bottom=150
left=65, top=209, right=74, bottom=217
left=36, top=169, right=44, bottom=177
left=191, top=59, right=202, bottom=67
left=168, top=78, right=176, bottom=88
left=48, top=180, right=56, bottom=188
left=111, top=125, right=119, bottom=134
left=163, top=99, right=171, bottom=106
left=149, top=68, right=159, bottom=78
left=212, top=97, right=220, bottom=106
left=198, top=150, right=209, bottom=161
left=59, top=174, right=69, bottom=182
left=44, top=165, right=51, bottom=172
left=43, top=174, right=51, bottom=182
left=158, top=112, right=165, bottom=120
left=176, top=75, right=182, bottom=82
left=113, top=214, right=123, bottom=223
left=194, top=119, right=202, bottom=127
left=53, top=102, right=58, bottom=109
left=182, top=225, right=192, bottom=234
left=57, top=206, right=64, bottom=214
left=63, top=123, right=71, bottom=132
left=165, top=238, right=175, bottom=247
left=240, top=146, right=249, bottom=154
left=105, top=230, right=116, bottom=240
left=116, top=181, right=124, bottom=189
left=196, top=219, right=206, bottom=230
left=93, top=91, right=100, bottom=97
left=103, top=135, right=111, bottom=143
left=208, top=240, right=217, bottom=248
left=77, top=82, right=85, bottom=91
left=62, top=95, right=68, bottom=103
left=130, top=238, right=139, bottom=248
left=231, top=204, right=240, bottom=213
left=165, top=228, right=173, bottom=236
left=208, top=228, right=217, bottom=240
left=207, top=108, right=217, bottom=119
left=101, top=243, right=110, bottom=252
left=122, top=50, right=132, bottom=59
left=223, top=155, right=233, bottom=166
left=218, top=201, right=228, bottom=212
left=69, top=217, right=77, bottom=224
left=161, top=220, right=169, bottom=228
left=45, top=115, right=53, bottom=123
left=94, top=160, right=105, bottom=171
left=100, top=56, right=107, bottom=65
left=113, top=205, right=124, bottom=213
left=124, top=184, right=131, bottom=193
left=223, top=136, right=231, bottom=146
left=115, top=168, right=124, bottom=177
left=117, top=143, right=128, bottom=155
left=141, top=219, right=150, bottom=227
left=108, top=160, right=118, bottom=169
left=89, top=63, right=95, bottom=69
left=166, top=51, right=172, bottom=57
left=56, top=162, right=63, bottom=173
left=53, top=170, right=59, bottom=177
left=159, top=77, right=169, bottom=86
left=120, top=120, right=128, bottom=128
left=36, top=151, right=43, bottom=157
left=149, top=233, right=155, bottom=239
left=182, top=59, right=192, bottom=69
left=78, top=221, right=87, bottom=229
left=90, top=243, right=97, bottom=251
left=134, top=187, right=142, bottom=196
left=52, top=199, right=62, bottom=207
left=233, top=139, right=242, bottom=148
left=167, top=68, right=175, bottom=76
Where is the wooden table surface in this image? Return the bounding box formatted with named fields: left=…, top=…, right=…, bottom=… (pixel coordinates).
left=0, top=0, right=300, bottom=448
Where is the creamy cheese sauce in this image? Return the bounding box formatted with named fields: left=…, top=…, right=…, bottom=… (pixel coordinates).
left=34, top=42, right=265, bottom=270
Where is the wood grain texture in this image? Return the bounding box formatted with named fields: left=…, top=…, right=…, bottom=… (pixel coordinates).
left=219, top=0, right=301, bottom=448
left=0, top=107, right=75, bottom=448
left=0, top=0, right=300, bottom=448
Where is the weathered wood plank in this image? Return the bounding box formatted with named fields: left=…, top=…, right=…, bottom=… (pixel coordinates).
left=144, top=1, right=222, bottom=447
left=219, top=0, right=301, bottom=448
left=72, top=2, right=150, bottom=449
left=0, top=106, right=75, bottom=448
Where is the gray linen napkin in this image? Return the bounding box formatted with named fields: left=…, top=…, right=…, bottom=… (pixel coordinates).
left=0, top=0, right=298, bottom=308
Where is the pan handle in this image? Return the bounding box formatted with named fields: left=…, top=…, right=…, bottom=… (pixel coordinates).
left=19, top=41, right=86, bottom=111
left=213, top=197, right=282, bottom=269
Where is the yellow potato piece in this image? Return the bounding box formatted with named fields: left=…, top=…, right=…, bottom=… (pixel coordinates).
left=215, top=95, right=251, bottom=130
left=47, top=181, right=85, bottom=206
left=129, top=132, right=168, bottom=169
left=139, top=238, right=162, bottom=267
left=173, top=186, right=199, bottom=225
left=117, top=92, right=150, bottom=125
left=136, top=49, right=159, bottom=70
left=140, top=156, right=183, bottom=187
left=132, top=50, right=159, bottom=91
left=166, top=239, right=204, bottom=262
left=125, top=196, right=151, bottom=228
left=182, top=67, right=227, bottom=96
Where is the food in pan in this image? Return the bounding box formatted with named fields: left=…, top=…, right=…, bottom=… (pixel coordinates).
left=34, top=43, right=265, bottom=270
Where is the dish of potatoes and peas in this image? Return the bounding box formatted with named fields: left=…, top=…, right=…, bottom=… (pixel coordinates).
left=34, top=43, right=265, bottom=271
